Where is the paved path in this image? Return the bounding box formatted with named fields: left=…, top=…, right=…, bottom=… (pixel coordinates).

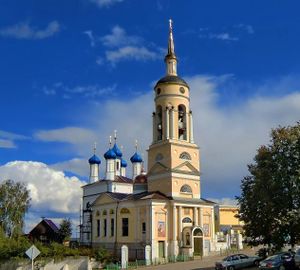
left=146, top=248, right=258, bottom=270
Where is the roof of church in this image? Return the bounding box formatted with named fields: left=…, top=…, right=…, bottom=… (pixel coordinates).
left=105, top=192, right=129, bottom=201
left=133, top=173, right=147, bottom=184
left=170, top=196, right=216, bottom=205
left=126, top=191, right=168, bottom=201
left=114, top=175, right=132, bottom=183
left=155, top=75, right=189, bottom=88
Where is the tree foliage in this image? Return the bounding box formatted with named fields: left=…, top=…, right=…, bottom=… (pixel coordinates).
left=58, top=218, right=72, bottom=241
left=0, top=180, right=31, bottom=238
left=237, top=122, right=300, bottom=249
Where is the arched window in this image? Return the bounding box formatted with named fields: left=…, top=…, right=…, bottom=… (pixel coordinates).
left=110, top=209, right=114, bottom=215
left=103, top=210, right=107, bottom=216
left=179, top=152, right=191, bottom=160
left=182, top=217, right=192, bottom=223
left=156, top=105, right=163, bottom=140
left=180, top=184, right=192, bottom=193
left=155, top=153, right=164, bottom=161
left=120, top=208, right=130, bottom=214
left=193, top=228, right=203, bottom=237
left=178, top=104, right=187, bottom=140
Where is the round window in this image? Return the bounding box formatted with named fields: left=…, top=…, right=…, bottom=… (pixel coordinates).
left=180, top=87, right=185, bottom=94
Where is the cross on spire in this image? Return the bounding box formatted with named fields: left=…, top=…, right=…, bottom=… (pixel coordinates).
left=109, top=135, right=112, bottom=147
left=114, top=130, right=117, bottom=141
left=93, top=142, right=97, bottom=154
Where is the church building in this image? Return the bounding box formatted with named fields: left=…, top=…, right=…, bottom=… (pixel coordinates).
left=80, top=21, right=217, bottom=260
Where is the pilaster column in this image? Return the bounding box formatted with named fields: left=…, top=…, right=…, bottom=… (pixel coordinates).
left=136, top=208, right=140, bottom=242
left=170, top=108, right=174, bottom=139
left=152, top=112, right=156, bottom=143
left=193, top=207, right=197, bottom=226
left=173, top=206, right=177, bottom=241
left=200, top=208, right=203, bottom=227
left=178, top=206, right=182, bottom=241
left=189, top=111, right=194, bottom=143
left=165, top=108, right=169, bottom=140
left=146, top=205, right=150, bottom=242
left=211, top=208, right=215, bottom=240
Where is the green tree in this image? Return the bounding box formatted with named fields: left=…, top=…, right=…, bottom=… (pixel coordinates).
left=0, top=180, right=31, bottom=238
left=58, top=218, right=72, bottom=242
left=237, top=122, right=300, bottom=249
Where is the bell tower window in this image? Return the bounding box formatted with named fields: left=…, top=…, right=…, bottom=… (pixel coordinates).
left=157, top=105, right=163, bottom=141
left=178, top=105, right=187, bottom=140
left=180, top=184, right=192, bottom=193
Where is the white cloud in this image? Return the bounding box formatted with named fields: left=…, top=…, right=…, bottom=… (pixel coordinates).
left=0, top=21, right=60, bottom=40
left=0, top=139, right=16, bottom=148
left=83, top=30, right=96, bottom=47
left=105, top=46, right=160, bottom=64
left=65, top=84, right=116, bottom=97
left=0, top=130, right=29, bottom=148
left=41, top=82, right=115, bottom=98
left=99, top=25, right=161, bottom=65
left=101, top=25, right=141, bottom=47
left=0, top=161, right=84, bottom=213
left=208, top=32, right=239, bottom=41
left=34, top=127, right=97, bottom=144
left=50, top=158, right=89, bottom=177
left=235, top=24, right=254, bottom=34
left=90, top=0, right=123, bottom=8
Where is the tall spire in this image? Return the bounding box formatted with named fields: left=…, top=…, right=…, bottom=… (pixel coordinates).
left=167, top=19, right=175, bottom=56
left=165, top=19, right=177, bottom=76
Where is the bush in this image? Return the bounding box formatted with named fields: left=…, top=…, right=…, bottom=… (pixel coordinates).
left=94, top=247, right=114, bottom=265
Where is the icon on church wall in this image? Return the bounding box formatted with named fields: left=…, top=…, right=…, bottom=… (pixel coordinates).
left=157, top=221, right=165, bottom=237
left=203, top=224, right=210, bottom=237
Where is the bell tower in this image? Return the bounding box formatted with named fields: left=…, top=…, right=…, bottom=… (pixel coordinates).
left=147, top=20, right=201, bottom=198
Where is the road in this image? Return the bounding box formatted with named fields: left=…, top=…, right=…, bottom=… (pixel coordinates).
left=146, top=249, right=259, bottom=270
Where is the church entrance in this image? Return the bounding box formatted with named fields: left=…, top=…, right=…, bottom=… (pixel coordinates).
left=192, top=227, right=203, bottom=256
left=158, top=241, right=165, bottom=258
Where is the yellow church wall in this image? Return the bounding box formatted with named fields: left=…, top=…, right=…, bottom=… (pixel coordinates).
left=203, top=208, right=213, bottom=238
left=218, top=207, right=242, bottom=226
left=171, top=177, right=200, bottom=198
left=170, top=143, right=200, bottom=171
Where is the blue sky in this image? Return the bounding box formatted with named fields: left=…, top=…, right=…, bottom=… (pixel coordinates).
left=1, top=0, right=300, bottom=231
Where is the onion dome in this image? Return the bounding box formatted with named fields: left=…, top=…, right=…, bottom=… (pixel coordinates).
left=112, top=143, right=122, bottom=158
left=130, top=152, right=143, bottom=163
left=121, top=158, right=127, bottom=168
left=104, top=148, right=117, bottom=160
left=155, top=75, right=189, bottom=88
left=88, top=154, right=101, bottom=165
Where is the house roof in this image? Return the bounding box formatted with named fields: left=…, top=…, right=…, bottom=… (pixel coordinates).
left=43, top=219, right=59, bottom=232
left=29, top=218, right=59, bottom=234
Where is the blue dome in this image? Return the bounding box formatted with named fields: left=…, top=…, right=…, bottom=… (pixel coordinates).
left=88, top=154, right=101, bottom=165
left=104, top=149, right=117, bottom=160
left=112, top=143, right=122, bottom=158
left=121, top=158, right=127, bottom=168
left=130, top=152, right=143, bottom=163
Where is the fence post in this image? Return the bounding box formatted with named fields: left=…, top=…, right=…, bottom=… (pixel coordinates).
left=145, top=245, right=151, bottom=266
left=121, top=245, right=128, bottom=270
